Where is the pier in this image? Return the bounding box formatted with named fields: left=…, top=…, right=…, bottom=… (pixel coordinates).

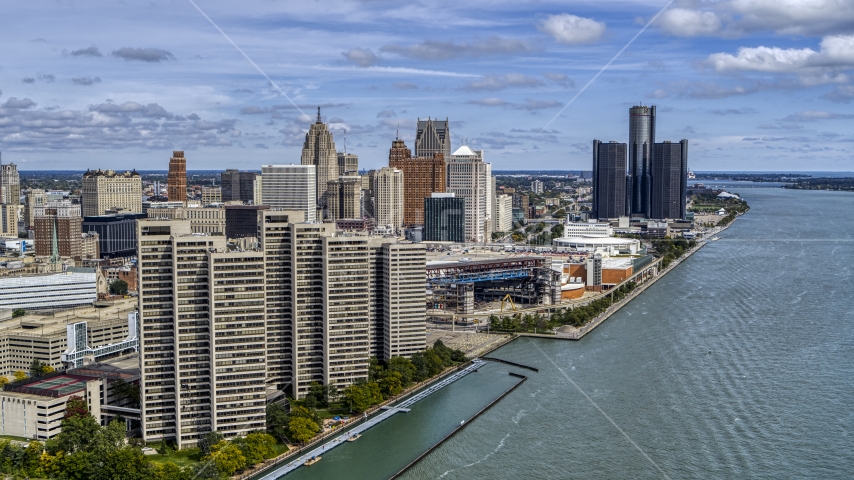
left=255, top=359, right=485, bottom=480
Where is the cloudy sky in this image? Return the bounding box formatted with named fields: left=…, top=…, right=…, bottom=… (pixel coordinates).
left=2, top=0, right=853, bottom=172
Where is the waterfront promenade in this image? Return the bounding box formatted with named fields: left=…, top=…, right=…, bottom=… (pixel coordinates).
left=249, top=360, right=486, bottom=480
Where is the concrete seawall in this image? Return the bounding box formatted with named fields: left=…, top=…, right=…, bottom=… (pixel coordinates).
left=518, top=213, right=743, bottom=342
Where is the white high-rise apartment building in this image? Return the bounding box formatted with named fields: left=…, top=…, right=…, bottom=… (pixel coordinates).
left=261, top=165, right=316, bottom=222
left=137, top=220, right=267, bottom=448
left=447, top=146, right=490, bottom=243
left=372, top=167, right=404, bottom=233
left=531, top=180, right=544, bottom=194
left=496, top=194, right=513, bottom=233
left=136, top=213, right=427, bottom=448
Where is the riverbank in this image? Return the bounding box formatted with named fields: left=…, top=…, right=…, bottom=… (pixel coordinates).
left=519, top=211, right=745, bottom=342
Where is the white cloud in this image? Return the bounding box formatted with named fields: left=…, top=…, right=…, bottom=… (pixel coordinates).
left=658, top=8, right=722, bottom=37
left=538, top=14, right=605, bottom=45
left=342, top=48, right=378, bottom=67
left=463, top=73, right=544, bottom=91
left=705, top=35, right=854, bottom=73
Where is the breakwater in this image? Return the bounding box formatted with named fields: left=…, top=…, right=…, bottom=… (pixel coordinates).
left=388, top=372, right=528, bottom=479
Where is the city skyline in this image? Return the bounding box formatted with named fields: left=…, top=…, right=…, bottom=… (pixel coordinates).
left=1, top=1, right=853, bottom=172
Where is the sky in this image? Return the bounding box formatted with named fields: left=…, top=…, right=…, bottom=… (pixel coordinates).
left=1, top=0, right=853, bottom=172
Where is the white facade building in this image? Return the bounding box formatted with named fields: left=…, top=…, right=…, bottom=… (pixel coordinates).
left=372, top=167, right=404, bottom=233
left=531, top=179, right=543, bottom=194
left=261, top=164, right=317, bottom=222
left=0, top=271, right=97, bottom=310
left=496, top=194, right=513, bottom=233
left=447, top=146, right=491, bottom=243
left=563, top=221, right=613, bottom=238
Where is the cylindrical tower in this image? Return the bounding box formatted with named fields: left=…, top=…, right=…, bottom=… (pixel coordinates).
left=629, top=105, right=655, bottom=216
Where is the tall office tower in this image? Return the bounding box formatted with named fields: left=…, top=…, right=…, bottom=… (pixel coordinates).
left=380, top=242, right=426, bottom=359
left=0, top=204, right=17, bottom=237
left=81, top=169, right=143, bottom=216
left=424, top=193, right=465, bottom=242
left=258, top=210, right=303, bottom=391
left=337, top=152, right=359, bottom=176
left=447, top=146, right=490, bottom=243
left=372, top=167, right=404, bottom=233
left=0, top=161, right=20, bottom=205
left=486, top=166, right=495, bottom=237
left=415, top=118, right=451, bottom=159
left=261, top=165, right=317, bottom=222
left=34, top=201, right=82, bottom=258
left=495, top=194, right=513, bottom=232
left=651, top=140, right=688, bottom=220
left=24, top=189, right=47, bottom=229
left=167, top=151, right=187, bottom=204
left=388, top=138, right=447, bottom=226
left=301, top=108, right=339, bottom=209
left=531, top=180, right=543, bottom=194
left=628, top=105, right=656, bottom=216
left=326, top=176, right=361, bottom=221
left=221, top=169, right=259, bottom=204
left=592, top=140, right=628, bottom=220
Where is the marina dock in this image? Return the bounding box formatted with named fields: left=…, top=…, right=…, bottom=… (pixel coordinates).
left=256, top=359, right=486, bottom=480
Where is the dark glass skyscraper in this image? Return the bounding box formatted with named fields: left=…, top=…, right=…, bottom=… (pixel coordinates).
left=629, top=105, right=655, bottom=217
left=424, top=194, right=464, bottom=242
left=592, top=140, right=628, bottom=220
left=650, top=140, right=688, bottom=220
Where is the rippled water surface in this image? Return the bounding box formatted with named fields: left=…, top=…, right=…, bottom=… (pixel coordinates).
left=276, top=187, right=854, bottom=480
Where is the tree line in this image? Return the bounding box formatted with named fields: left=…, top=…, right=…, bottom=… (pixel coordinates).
left=489, top=281, right=637, bottom=333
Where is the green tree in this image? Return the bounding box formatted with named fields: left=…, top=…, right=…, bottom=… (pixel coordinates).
left=0, top=376, right=8, bottom=388
left=378, top=370, right=403, bottom=398
left=204, top=440, right=246, bottom=476
left=109, top=279, right=129, bottom=295
left=266, top=403, right=289, bottom=443
left=198, top=430, right=224, bottom=456
left=191, top=460, right=221, bottom=480
left=12, top=308, right=25, bottom=318
left=111, top=378, right=141, bottom=407
left=236, top=432, right=277, bottom=466
left=64, top=395, right=90, bottom=419
left=151, top=461, right=191, bottom=480
left=47, top=414, right=101, bottom=454
left=288, top=416, right=320, bottom=444
left=90, top=446, right=151, bottom=480
left=387, top=356, right=416, bottom=386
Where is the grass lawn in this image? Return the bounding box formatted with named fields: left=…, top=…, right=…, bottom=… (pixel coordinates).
left=0, top=434, right=31, bottom=442
left=147, top=448, right=203, bottom=468
left=316, top=402, right=351, bottom=419
left=148, top=443, right=290, bottom=468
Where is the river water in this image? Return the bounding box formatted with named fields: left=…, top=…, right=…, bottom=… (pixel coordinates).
left=277, top=186, right=854, bottom=479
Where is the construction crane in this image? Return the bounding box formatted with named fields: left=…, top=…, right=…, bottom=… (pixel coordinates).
left=500, top=294, right=517, bottom=313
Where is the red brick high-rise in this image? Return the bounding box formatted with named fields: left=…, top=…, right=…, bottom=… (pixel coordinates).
left=388, top=138, right=446, bottom=227
left=168, top=150, right=187, bottom=203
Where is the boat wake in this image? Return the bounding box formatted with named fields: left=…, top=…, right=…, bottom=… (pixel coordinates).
left=436, top=433, right=511, bottom=478
left=512, top=409, right=528, bottom=424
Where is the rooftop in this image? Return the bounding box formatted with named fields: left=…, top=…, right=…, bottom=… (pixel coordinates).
left=0, top=297, right=137, bottom=338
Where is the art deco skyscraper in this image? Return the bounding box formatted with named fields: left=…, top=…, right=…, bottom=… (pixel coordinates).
left=592, top=140, right=628, bottom=220
left=415, top=117, right=451, bottom=159
left=629, top=105, right=655, bottom=217
left=167, top=151, right=187, bottom=204
left=301, top=107, right=339, bottom=211
left=650, top=140, right=688, bottom=220
left=388, top=137, right=446, bottom=226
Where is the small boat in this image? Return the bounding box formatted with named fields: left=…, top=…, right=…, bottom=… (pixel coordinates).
left=346, top=434, right=361, bottom=442
left=304, top=456, right=322, bottom=466
left=460, top=420, right=465, bottom=425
